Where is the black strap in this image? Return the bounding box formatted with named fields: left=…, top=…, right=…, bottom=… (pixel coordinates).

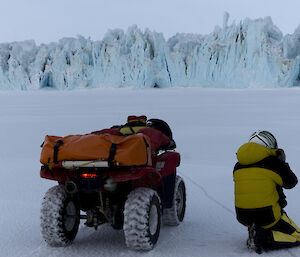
left=142, top=136, right=150, bottom=165
left=108, top=143, right=117, bottom=166
left=129, top=126, right=135, bottom=134
left=53, top=140, right=63, bottom=164
left=126, top=121, right=146, bottom=127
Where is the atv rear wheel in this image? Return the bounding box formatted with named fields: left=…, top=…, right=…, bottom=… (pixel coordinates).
left=163, top=176, right=186, bottom=226
left=40, top=185, right=80, bottom=246
left=124, top=187, right=161, bottom=250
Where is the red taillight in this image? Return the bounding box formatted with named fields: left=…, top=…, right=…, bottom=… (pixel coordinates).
left=81, top=173, right=98, bottom=179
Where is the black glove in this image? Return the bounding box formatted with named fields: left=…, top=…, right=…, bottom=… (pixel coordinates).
left=277, top=185, right=287, bottom=208
left=276, top=149, right=286, bottom=162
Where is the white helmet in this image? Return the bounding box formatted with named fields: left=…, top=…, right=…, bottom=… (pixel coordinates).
left=249, top=130, right=278, bottom=149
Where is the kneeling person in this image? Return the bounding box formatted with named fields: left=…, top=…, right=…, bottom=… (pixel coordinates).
left=233, top=131, right=300, bottom=253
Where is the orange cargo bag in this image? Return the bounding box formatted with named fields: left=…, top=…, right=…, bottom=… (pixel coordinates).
left=40, top=133, right=151, bottom=167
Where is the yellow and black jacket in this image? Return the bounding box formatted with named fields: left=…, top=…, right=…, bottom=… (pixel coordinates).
left=233, top=142, right=297, bottom=228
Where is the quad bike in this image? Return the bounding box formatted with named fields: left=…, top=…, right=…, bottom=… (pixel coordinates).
left=40, top=134, right=186, bottom=250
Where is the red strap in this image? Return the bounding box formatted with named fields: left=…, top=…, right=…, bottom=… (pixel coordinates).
left=127, top=115, right=147, bottom=122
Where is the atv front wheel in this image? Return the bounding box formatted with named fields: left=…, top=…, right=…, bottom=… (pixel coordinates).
left=163, top=176, right=186, bottom=226
left=40, top=185, right=80, bottom=246
left=124, top=187, right=161, bottom=250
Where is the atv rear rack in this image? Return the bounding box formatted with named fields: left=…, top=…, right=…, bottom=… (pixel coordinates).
left=62, top=160, right=109, bottom=168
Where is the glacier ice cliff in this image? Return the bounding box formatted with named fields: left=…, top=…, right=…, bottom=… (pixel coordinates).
left=0, top=14, right=299, bottom=90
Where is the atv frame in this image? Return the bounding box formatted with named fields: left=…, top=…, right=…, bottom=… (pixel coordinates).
left=40, top=150, right=186, bottom=250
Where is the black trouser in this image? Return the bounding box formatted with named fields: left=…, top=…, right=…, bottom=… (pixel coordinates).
left=249, top=212, right=300, bottom=250
left=266, top=213, right=300, bottom=249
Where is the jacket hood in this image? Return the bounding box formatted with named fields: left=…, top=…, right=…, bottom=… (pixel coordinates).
left=236, top=142, right=277, bottom=165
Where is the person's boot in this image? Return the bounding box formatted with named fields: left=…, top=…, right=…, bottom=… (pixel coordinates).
left=247, top=223, right=263, bottom=254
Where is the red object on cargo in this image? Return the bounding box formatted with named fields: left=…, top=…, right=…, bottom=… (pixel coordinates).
left=139, top=128, right=170, bottom=152
left=127, top=115, right=147, bottom=122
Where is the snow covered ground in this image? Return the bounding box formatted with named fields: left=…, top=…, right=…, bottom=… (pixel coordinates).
left=1, top=88, right=300, bottom=256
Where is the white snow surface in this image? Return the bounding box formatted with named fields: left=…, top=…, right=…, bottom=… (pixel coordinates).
left=0, top=14, right=300, bottom=90
left=1, top=88, right=300, bottom=256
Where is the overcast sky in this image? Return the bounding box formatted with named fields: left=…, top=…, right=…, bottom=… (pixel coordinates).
left=1, top=0, right=299, bottom=44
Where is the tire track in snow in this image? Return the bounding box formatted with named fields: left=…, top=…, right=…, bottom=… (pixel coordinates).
left=178, top=172, right=234, bottom=215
